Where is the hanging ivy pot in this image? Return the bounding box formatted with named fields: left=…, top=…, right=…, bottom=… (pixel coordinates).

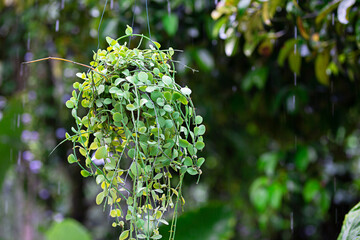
left=64, top=26, right=206, bottom=240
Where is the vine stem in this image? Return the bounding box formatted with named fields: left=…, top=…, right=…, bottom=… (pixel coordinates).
left=22, top=56, right=109, bottom=81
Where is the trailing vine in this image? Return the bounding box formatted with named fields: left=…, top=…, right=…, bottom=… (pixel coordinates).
left=61, top=26, right=205, bottom=240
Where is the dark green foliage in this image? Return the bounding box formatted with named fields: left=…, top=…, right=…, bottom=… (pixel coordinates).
left=159, top=203, right=235, bottom=240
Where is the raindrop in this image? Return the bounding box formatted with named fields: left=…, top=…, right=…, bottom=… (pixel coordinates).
left=61, top=0, right=65, bottom=9
left=290, top=212, right=294, bottom=233
left=335, top=208, right=338, bottom=224
left=10, top=148, right=13, bottom=162
left=232, top=85, right=237, bottom=92
left=20, top=64, right=23, bottom=77
left=55, top=19, right=59, bottom=32
left=167, top=0, right=171, bottom=15
left=294, top=26, right=297, bottom=54
left=27, top=33, right=31, bottom=50
left=58, top=181, right=61, bottom=195
left=110, top=0, right=114, bottom=9
left=293, top=95, right=296, bottom=110
left=17, top=114, right=20, bottom=128
left=294, top=72, right=297, bottom=86
left=215, top=0, right=218, bottom=5
left=17, top=151, right=21, bottom=166
left=4, top=199, right=8, bottom=215
left=332, top=13, right=335, bottom=26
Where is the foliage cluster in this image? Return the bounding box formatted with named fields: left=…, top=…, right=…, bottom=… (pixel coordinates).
left=64, top=26, right=205, bottom=239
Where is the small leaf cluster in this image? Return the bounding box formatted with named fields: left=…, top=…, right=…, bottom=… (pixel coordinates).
left=64, top=26, right=205, bottom=240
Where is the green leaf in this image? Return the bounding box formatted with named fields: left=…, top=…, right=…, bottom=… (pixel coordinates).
left=195, top=116, right=203, bottom=124
left=197, top=125, right=206, bottom=136
left=80, top=170, right=91, bottom=177
left=66, top=100, right=74, bottom=108
left=45, top=219, right=92, bottom=240
left=180, top=87, right=192, bottom=95
left=187, top=168, right=198, bottom=175
left=162, top=76, right=173, bottom=85
left=138, top=72, right=148, bottom=82
left=119, top=230, right=129, bottom=240
left=126, top=104, right=137, bottom=111
left=128, top=148, right=135, bottom=159
left=97, top=85, right=105, bottom=95
left=179, top=139, right=189, bottom=148
left=162, top=14, right=179, bottom=36
left=67, top=154, right=77, bottom=164
left=159, top=203, right=236, bottom=240
left=113, top=112, right=122, bottom=122
left=195, top=141, right=205, bottom=150
left=197, top=158, right=205, bottom=167
left=184, top=157, right=192, bottom=166
left=163, top=105, right=173, bottom=112
left=95, top=146, right=107, bottom=159
left=337, top=202, right=360, bottom=240
left=125, top=25, right=133, bottom=35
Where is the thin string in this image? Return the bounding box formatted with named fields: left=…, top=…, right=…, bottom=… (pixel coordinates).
left=145, top=0, right=151, bottom=38
left=90, top=0, right=109, bottom=75
left=97, top=0, right=109, bottom=52
left=129, top=0, right=138, bottom=45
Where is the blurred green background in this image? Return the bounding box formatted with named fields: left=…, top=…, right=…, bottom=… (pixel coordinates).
left=1, top=0, right=360, bottom=239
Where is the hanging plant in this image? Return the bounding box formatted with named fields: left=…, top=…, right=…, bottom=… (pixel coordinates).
left=61, top=26, right=205, bottom=240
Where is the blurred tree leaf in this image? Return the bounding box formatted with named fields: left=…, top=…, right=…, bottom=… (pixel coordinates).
left=257, top=152, right=281, bottom=177
left=159, top=203, right=236, bottom=240
left=278, top=39, right=298, bottom=67
left=315, top=51, right=330, bottom=85
left=0, top=96, right=23, bottom=187
left=303, top=179, right=321, bottom=202
left=338, top=202, right=360, bottom=240
left=193, top=49, right=215, bottom=72
left=45, top=219, right=92, bottom=240
left=295, top=146, right=310, bottom=172
left=225, top=36, right=239, bottom=57
left=250, top=177, right=269, bottom=212
left=162, top=14, right=178, bottom=36
left=288, top=51, right=301, bottom=75
left=315, top=1, right=341, bottom=25
left=337, top=0, right=356, bottom=24
left=241, top=67, right=269, bottom=91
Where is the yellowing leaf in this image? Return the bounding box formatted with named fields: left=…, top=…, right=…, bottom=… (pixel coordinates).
left=119, top=230, right=129, bottom=240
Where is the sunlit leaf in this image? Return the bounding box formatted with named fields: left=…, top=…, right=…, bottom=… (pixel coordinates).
left=337, top=0, right=355, bottom=24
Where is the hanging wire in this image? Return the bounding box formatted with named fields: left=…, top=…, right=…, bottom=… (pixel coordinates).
left=145, top=0, right=152, bottom=38
left=89, top=0, right=109, bottom=76
left=129, top=0, right=138, bottom=45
